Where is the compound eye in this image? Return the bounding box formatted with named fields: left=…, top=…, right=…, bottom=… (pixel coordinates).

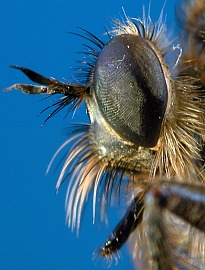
left=93, top=34, right=167, bottom=148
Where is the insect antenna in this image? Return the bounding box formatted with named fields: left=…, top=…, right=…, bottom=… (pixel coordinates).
left=4, top=65, right=89, bottom=123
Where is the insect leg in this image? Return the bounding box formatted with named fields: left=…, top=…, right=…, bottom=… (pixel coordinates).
left=144, top=180, right=205, bottom=269
left=144, top=184, right=173, bottom=269
left=97, top=193, right=144, bottom=259
left=148, top=181, right=205, bottom=232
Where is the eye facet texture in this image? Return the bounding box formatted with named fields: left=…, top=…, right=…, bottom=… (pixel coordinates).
left=94, top=34, right=167, bottom=147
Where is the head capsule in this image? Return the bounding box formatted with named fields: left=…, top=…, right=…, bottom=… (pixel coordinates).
left=93, top=34, right=168, bottom=148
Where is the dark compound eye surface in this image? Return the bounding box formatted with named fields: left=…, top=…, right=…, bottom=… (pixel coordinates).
left=93, top=34, right=167, bottom=148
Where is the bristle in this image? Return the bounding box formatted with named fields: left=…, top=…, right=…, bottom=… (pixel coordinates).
left=111, top=5, right=169, bottom=56
left=178, top=0, right=205, bottom=33
left=178, top=0, right=205, bottom=85
left=71, top=28, right=107, bottom=85
left=50, top=124, right=128, bottom=232
left=93, top=246, right=121, bottom=268
left=153, top=74, right=205, bottom=183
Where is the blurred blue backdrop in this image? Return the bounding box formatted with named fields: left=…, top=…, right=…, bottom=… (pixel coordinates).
left=1, top=1, right=176, bottom=269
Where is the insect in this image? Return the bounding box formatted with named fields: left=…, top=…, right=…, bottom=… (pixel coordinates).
left=4, top=0, right=205, bottom=269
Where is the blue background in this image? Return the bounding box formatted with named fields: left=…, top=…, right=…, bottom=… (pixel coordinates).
left=1, top=1, right=176, bottom=269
